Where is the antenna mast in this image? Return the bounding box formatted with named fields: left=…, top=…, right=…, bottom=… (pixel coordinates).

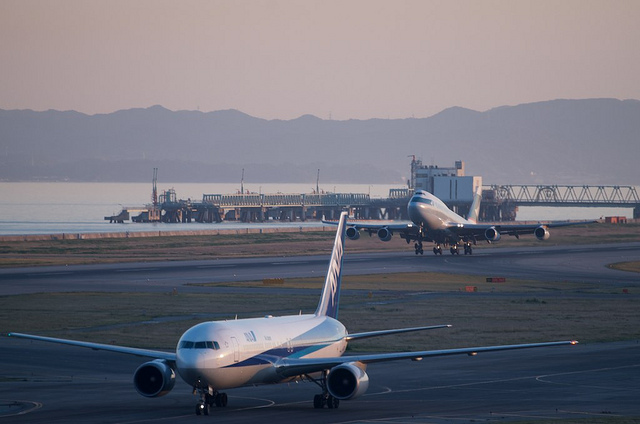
left=152, top=167, right=158, bottom=207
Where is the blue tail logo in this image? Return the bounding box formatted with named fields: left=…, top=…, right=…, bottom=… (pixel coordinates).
left=314, top=211, right=347, bottom=319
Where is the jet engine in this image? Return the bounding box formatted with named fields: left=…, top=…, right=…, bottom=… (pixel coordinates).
left=377, top=227, right=393, bottom=242
left=534, top=225, right=550, bottom=241
left=327, top=362, right=370, bottom=400
left=133, top=359, right=176, bottom=398
left=484, top=227, right=501, bottom=242
left=346, top=227, right=360, bottom=240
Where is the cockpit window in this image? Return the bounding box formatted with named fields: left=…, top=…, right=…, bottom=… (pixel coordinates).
left=180, top=340, right=221, bottom=350
left=205, top=341, right=221, bottom=349
left=410, top=196, right=433, bottom=205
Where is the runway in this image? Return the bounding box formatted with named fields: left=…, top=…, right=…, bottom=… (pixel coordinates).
left=1, top=242, right=640, bottom=422
left=1, top=242, right=640, bottom=295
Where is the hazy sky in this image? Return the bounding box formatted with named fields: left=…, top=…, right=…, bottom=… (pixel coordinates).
left=1, top=0, right=639, bottom=120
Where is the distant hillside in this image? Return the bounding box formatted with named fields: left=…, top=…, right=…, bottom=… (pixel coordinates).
left=1, top=98, right=639, bottom=185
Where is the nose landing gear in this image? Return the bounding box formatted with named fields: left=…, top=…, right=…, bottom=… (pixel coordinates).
left=193, top=379, right=227, bottom=416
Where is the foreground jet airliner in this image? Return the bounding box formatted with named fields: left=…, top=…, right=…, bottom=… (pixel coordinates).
left=8, top=212, right=577, bottom=415
left=328, top=189, right=594, bottom=255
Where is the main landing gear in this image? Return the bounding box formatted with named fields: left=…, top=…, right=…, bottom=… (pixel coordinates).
left=433, top=242, right=473, bottom=255
left=193, top=379, right=228, bottom=416
left=307, top=370, right=340, bottom=409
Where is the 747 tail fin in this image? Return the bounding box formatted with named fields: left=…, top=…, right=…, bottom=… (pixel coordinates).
left=466, top=185, right=482, bottom=223
left=314, top=211, right=348, bottom=319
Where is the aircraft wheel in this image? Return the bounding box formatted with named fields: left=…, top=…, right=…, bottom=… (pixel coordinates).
left=313, top=394, right=324, bottom=409
left=195, top=403, right=202, bottom=415
left=327, top=395, right=340, bottom=409
left=220, top=393, right=228, bottom=407
left=203, top=402, right=210, bottom=415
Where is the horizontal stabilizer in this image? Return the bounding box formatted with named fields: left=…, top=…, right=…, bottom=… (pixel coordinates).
left=346, top=324, right=451, bottom=341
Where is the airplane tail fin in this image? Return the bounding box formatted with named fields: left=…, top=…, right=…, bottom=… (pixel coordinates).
left=466, top=185, right=482, bottom=223
left=314, top=211, right=348, bottom=319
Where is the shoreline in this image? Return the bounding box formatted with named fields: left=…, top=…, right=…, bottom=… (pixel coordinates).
left=0, top=225, right=335, bottom=242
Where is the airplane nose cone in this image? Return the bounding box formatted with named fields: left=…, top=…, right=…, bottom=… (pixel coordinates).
left=176, top=350, right=211, bottom=385
left=408, top=201, right=424, bottom=225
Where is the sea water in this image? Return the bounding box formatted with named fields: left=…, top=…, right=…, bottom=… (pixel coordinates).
left=0, top=182, right=627, bottom=236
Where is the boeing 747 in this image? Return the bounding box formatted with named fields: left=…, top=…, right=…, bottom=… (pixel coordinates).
left=326, top=190, right=595, bottom=255
left=8, top=212, right=577, bottom=415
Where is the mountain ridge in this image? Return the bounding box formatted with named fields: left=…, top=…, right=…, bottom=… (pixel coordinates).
left=1, top=98, right=638, bottom=185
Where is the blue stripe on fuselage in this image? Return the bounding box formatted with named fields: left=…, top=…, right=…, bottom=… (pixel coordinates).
left=223, top=343, right=333, bottom=368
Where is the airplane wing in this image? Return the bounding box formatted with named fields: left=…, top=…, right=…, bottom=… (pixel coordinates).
left=323, top=218, right=415, bottom=231
left=448, top=220, right=596, bottom=239
left=7, top=332, right=176, bottom=362
left=322, top=218, right=425, bottom=241
left=276, top=340, right=577, bottom=378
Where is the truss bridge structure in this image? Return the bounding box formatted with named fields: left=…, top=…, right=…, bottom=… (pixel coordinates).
left=482, top=184, right=640, bottom=221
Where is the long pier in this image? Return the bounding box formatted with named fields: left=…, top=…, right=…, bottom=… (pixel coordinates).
left=106, top=184, right=640, bottom=224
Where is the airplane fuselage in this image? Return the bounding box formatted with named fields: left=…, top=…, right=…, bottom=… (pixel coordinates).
left=176, top=314, right=348, bottom=390
left=408, top=190, right=467, bottom=243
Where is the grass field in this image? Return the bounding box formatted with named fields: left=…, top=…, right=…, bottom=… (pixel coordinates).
left=2, top=272, right=638, bottom=351
left=1, top=222, right=639, bottom=268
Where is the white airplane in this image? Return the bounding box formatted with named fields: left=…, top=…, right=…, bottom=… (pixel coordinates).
left=8, top=212, right=577, bottom=415
left=330, top=189, right=595, bottom=255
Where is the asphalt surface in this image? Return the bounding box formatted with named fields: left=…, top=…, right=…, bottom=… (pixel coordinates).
left=1, top=242, right=640, bottom=296
left=1, top=242, right=640, bottom=422
left=1, top=339, right=638, bottom=423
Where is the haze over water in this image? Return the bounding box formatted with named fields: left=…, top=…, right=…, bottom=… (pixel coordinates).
left=0, top=182, right=624, bottom=237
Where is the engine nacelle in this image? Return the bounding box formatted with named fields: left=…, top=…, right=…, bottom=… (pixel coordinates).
left=346, top=227, right=360, bottom=240
left=534, top=225, right=550, bottom=241
left=327, top=362, right=370, bottom=400
left=484, top=226, right=501, bottom=242
left=377, top=227, right=393, bottom=242
left=133, top=360, right=176, bottom=398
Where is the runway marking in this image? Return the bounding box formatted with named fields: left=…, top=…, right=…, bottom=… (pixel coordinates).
left=195, top=264, right=237, bottom=269
left=270, top=261, right=308, bottom=265
left=115, top=268, right=159, bottom=273
left=536, top=363, right=640, bottom=390
left=228, top=395, right=277, bottom=410
left=0, top=400, right=42, bottom=418
left=115, top=413, right=194, bottom=423
left=364, top=373, right=554, bottom=396
left=27, top=272, right=73, bottom=277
